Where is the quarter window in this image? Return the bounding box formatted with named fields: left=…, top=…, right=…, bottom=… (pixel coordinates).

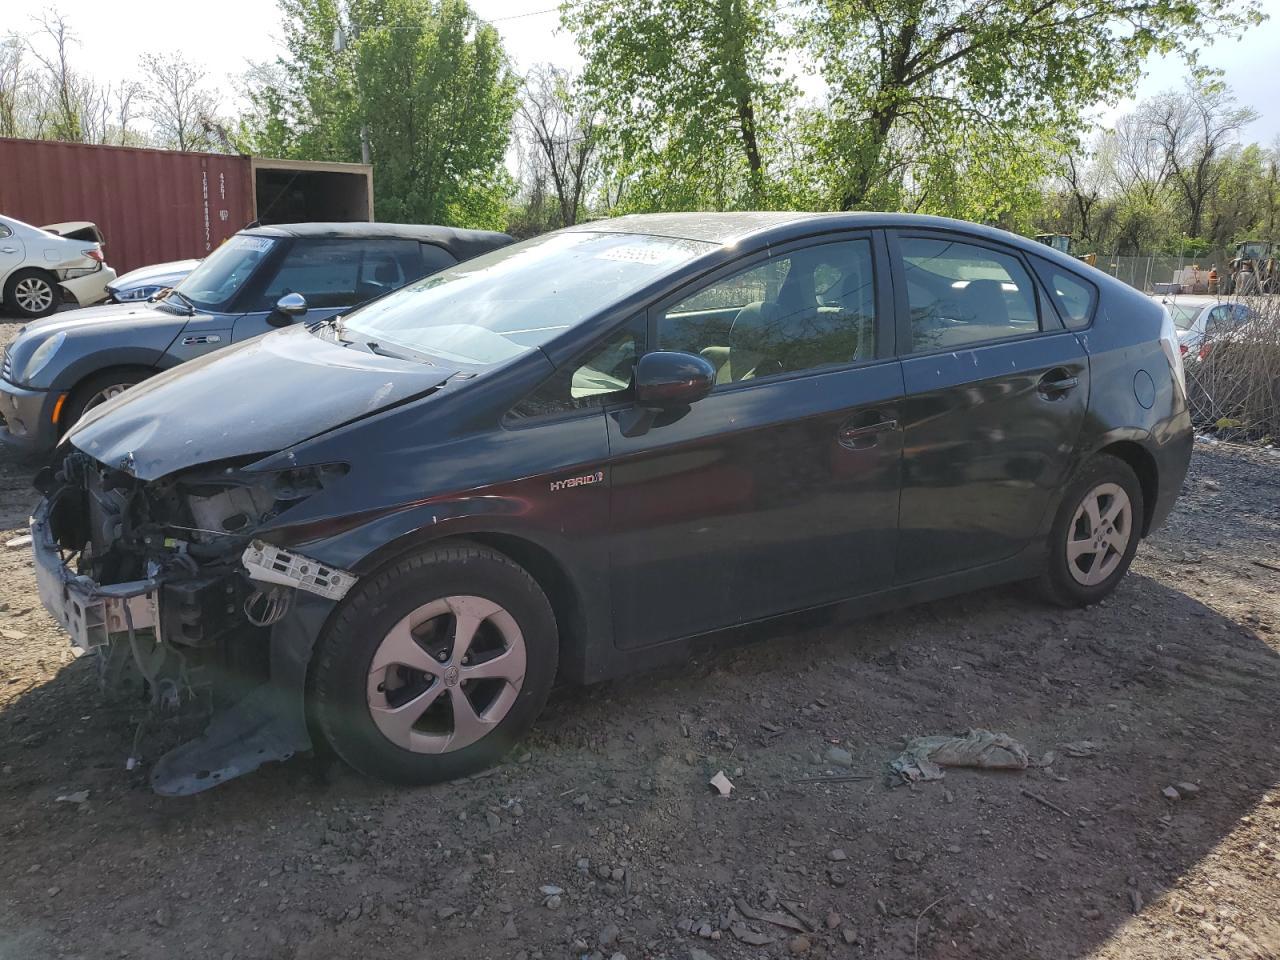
left=1042, top=266, right=1097, bottom=329
left=657, top=239, right=877, bottom=385
left=508, top=320, right=642, bottom=420
left=901, top=238, right=1039, bottom=352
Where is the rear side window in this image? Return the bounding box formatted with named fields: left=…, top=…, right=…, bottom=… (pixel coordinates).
left=899, top=237, right=1038, bottom=352
left=0, top=223, right=11, bottom=240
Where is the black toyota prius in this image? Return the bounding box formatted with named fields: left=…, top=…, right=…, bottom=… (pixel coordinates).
left=31, top=212, right=1193, bottom=794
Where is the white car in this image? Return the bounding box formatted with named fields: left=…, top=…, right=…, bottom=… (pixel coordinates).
left=1149, top=294, right=1255, bottom=360
left=106, top=257, right=200, bottom=303
left=0, top=215, right=117, bottom=319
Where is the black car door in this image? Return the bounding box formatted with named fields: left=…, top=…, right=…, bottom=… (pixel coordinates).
left=888, top=230, right=1089, bottom=583
left=605, top=233, right=905, bottom=649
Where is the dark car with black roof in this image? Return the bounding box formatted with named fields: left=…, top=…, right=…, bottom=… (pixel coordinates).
left=0, top=221, right=514, bottom=452
left=30, top=211, right=1192, bottom=796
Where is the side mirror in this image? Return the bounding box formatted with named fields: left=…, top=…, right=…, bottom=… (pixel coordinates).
left=633, top=351, right=716, bottom=409
left=272, top=292, right=308, bottom=322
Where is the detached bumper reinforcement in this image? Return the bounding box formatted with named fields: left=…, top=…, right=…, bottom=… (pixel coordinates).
left=241, top=540, right=356, bottom=601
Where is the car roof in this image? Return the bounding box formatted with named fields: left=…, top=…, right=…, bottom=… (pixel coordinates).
left=564, top=211, right=1097, bottom=273
left=244, top=222, right=515, bottom=262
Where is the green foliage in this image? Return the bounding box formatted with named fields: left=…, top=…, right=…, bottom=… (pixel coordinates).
left=245, top=0, right=517, bottom=229
left=564, top=0, right=795, bottom=212
left=1040, top=78, right=1279, bottom=256
left=803, top=0, right=1263, bottom=213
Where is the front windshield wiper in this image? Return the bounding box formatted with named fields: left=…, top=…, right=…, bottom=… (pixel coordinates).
left=363, top=339, right=433, bottom=364
left=164, top=289, right=196, bottom=315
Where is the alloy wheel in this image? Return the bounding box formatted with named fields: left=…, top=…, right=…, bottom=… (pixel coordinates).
left=1065, top=482, right=1133, bottom=586
left=366, top=595, right=527, bottom=754
left=82, top=383, right=133, bottom=413
left=14, top=276, right=54, bottom=314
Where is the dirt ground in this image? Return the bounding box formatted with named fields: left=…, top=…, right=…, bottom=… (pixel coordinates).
left=1, top=378, right=1278, bottom=959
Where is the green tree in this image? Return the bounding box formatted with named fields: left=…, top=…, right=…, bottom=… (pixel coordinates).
left=803, top=0, right=1263, bottom=212
left=564, top=0, right=793, bottom=211
left=247, top=0, right=517, bottom=229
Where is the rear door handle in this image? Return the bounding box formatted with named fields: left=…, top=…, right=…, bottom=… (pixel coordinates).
left=1037, top=373, right=1078, bottom=398
left=0, top=247, right=17, bottom=254
left=838, top=418, right=898, bottom=449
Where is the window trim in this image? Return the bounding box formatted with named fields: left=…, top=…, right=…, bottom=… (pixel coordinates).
left=641, top=230, right=895, bottom=396
left=887, top=229, right=1049, bottom=357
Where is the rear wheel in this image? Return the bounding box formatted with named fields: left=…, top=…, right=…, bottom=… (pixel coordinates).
left=310, top=542, right=558, bottom=785
left=1038, top=454, right=1144, bottom=607
left=4, top=269, right=59, bottom=319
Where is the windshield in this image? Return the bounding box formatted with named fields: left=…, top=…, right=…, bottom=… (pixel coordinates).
left=173, top=234, right=277, bottom=311
left=1163, top=302, right=1200, bottom=330
left=340, top=231, right=713, bottom=366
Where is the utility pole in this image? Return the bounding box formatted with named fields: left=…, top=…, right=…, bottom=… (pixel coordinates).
left=333, top=9, right=371, bottom=165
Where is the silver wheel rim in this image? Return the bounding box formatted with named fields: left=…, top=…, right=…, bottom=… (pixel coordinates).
left=366, top=595, right=526, bottom=754
left=82, top=383, right=132, bottom=414
left=1066, top=482, right=1133, bottom=586
left=15, top=277, right=54, bottom=313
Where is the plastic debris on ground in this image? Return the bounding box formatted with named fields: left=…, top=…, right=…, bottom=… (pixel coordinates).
left=889, top=728, right=1031, bottom=783
left=709, top=770, right=734, bottom=797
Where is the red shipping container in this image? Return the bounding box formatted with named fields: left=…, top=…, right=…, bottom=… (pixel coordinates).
left=0, top=139, right=372, bottom=276
left=0, top=137, right=255, bottom=273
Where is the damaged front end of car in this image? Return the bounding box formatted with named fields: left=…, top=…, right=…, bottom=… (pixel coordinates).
left=32, top=450, right=355, bottom=795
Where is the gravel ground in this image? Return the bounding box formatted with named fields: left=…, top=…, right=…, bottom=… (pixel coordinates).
left=0, top=355, right=1277, bottom=959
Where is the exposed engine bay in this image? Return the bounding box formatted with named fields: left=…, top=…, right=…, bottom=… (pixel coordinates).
left=31, top=450, right=354, bottom=793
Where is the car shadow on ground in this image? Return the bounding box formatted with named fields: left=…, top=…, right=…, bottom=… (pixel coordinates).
left=1, top=560, right=1278, bottom=958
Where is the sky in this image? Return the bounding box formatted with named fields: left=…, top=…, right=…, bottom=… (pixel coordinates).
left=3, top=0, right=1279, bottom=145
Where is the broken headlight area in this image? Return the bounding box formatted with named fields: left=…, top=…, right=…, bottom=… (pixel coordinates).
left=36, top=451, right=350, bottom=714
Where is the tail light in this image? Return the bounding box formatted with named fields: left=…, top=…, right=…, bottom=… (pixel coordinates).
left=1178, top=343, right=1187, bottom=356
left=83, top=248, right=104, bottom=263
left=1157, top=306, right=1186, bottom=397
left=1199, top=342, right=1213, bottom=361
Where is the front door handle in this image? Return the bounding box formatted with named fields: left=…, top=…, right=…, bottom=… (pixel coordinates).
left=0, top=246, right=17, bottom=254
left=838, top=418, right=898, bottom=449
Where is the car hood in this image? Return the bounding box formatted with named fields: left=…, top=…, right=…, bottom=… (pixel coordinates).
left=66, top=324, right=456, bottom=480
left=110, top=259, right=200, bottom=289
left=20, top=300, right=186, bottom=336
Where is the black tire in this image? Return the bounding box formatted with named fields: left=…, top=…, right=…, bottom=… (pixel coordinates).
left=61, top=369, right=148, bottom=434
left=311, top=541, right=558, bottom=786
left=4, top=268, right=59, bottom=319
left=1038, top=453, right=1144, bottom=608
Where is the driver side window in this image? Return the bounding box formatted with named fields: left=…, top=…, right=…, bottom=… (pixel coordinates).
left=255, top=239, right=365, bottom=311
left=656, top=239, right=877, bottom=386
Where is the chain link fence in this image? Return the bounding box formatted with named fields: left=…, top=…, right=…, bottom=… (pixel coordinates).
left=1093, top=250, right=1235, bottom=294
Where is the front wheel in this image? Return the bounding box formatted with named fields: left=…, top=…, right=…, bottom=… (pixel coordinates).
left=1038, top=454, right=1144, bottom=607
left=310, top=541, right=558, bottom=785
left=61, top=370, right=146, bottom=434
